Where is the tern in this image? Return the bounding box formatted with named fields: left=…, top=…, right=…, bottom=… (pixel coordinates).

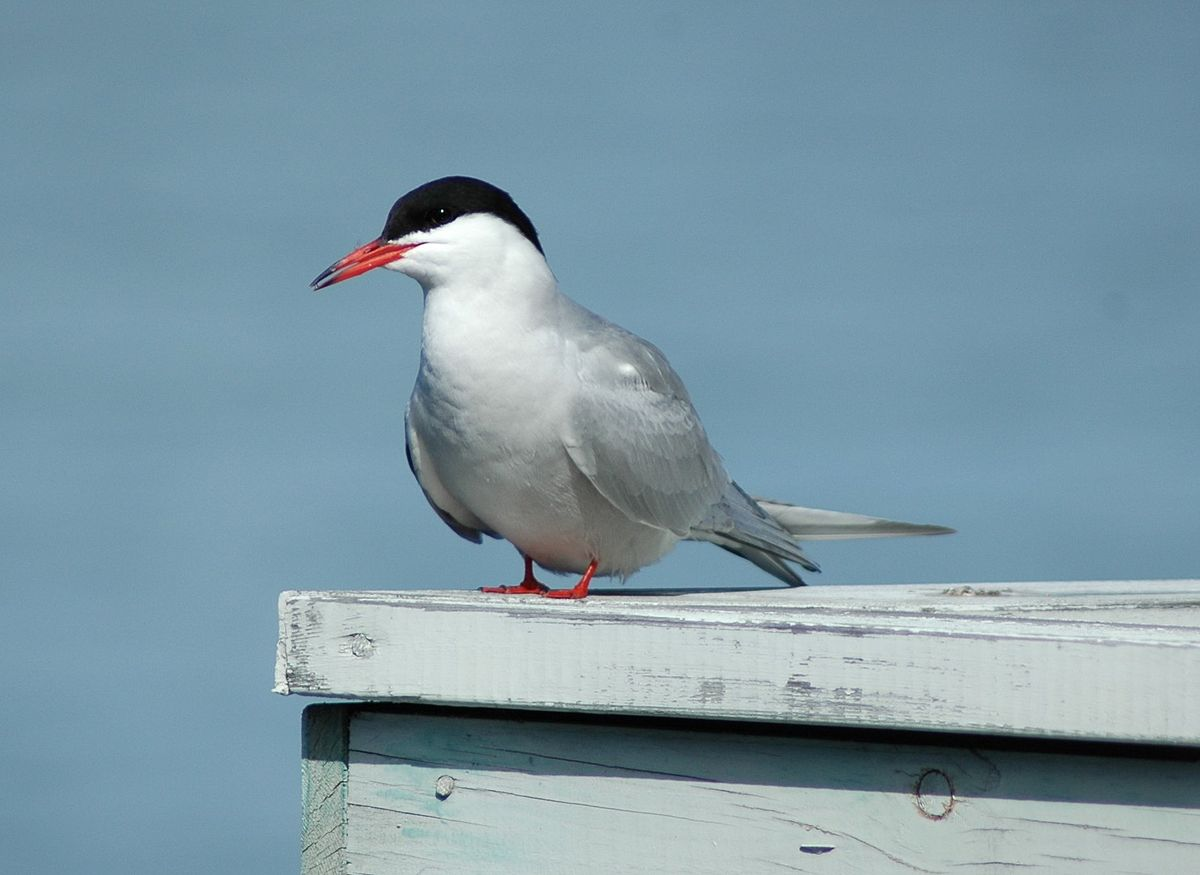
left=312, top=176, right=952, bottom=598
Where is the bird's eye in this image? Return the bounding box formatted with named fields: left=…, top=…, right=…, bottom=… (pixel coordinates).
left=405, top=205, right=460, bottom=235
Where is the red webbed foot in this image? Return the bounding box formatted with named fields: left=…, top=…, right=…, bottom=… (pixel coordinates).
left=480, top=557, right=598, bottom=600
left=543, top=560, right=598, bottom=600
left=481, top=555, right=550, bottom=595
left=480, top=581, right=550, bottom=595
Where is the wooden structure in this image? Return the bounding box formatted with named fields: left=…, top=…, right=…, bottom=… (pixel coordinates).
left=275, top=580, right=1200, bottom=873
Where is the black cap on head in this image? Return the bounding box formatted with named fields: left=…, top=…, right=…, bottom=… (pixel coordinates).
left=380, top=176, right=543, bottom=254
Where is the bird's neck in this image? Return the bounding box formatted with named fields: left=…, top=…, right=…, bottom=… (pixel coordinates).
left=417, top=252, right=565, bottom=386
left=421, top=246, right=560, bottom=327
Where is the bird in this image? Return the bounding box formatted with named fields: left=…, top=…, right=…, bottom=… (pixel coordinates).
left=311, top=176, right=952, bottom=599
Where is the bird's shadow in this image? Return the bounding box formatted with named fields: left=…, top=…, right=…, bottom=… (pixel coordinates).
left=585, top=586, right=787, bottom=598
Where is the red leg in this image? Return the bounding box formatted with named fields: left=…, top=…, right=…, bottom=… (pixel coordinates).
left=544, top=559, right=598, bottom=600
left=481, top=555, right=550, bottom=595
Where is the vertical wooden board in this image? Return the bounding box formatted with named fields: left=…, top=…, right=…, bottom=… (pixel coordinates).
left=340, top=709, right=1200, bottom=874
left=302, top=705, right=350, bottom=875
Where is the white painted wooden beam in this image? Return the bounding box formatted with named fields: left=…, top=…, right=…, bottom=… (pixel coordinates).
left=277, top=580, right=1200, bottom=745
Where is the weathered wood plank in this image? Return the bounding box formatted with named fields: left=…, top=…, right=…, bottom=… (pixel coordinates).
left=301, top=706, right=350, bottom=874
left=277, top=581, right=1200, bottom=744
left=304, top=704, right=1200, bottom=875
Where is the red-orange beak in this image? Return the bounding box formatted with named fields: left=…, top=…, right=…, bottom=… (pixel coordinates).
left=310, top=239, right=422, bottom=290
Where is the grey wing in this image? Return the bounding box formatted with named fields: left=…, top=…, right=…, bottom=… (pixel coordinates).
left=558, top=311, right=820, bottom=587
left=561, top=323, right=728, bottom=536
left=404, top=405, right=498, bottom=544
left=689, top=481, right=820, bottom=586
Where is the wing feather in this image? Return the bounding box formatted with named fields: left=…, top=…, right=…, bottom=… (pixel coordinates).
left=562, top=321, right=727, bottom=536
left=405, top=405, right=498, bottom=543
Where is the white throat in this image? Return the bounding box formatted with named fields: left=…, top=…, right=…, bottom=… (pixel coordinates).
left=402, top=214, right=565, bottom=404
left=390, top=213, right=556, bottom=306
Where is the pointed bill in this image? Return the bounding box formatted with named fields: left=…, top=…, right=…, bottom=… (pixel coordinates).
left=310, top=239, right=421, bottom=290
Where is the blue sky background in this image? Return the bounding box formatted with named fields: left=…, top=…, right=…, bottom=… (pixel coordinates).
left=3, top=3, right=1197, bottom=871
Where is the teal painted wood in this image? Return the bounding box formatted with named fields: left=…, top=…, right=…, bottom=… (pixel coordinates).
left=303, top=704, right=1200, bottom=874
left=302, top=706, right=349, bottom=874
left=276, top=580, right=1200, bottom=744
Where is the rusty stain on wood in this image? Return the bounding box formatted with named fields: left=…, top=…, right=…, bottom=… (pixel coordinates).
left=914, top=768, right=956, bottom=820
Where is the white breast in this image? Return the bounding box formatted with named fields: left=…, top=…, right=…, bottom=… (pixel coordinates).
left=408, top=276, right=678, bottom=578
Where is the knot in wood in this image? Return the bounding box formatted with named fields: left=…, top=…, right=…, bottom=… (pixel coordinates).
left=434, top=775, right=456, bottom=800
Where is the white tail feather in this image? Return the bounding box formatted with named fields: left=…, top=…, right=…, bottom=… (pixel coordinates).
left=755, top=499, right=955, bottom=541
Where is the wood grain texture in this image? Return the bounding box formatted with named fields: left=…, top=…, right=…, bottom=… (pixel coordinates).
left=302, top=706, right=349, bottom=874
left=302, top=704, right=1200, bottom=875
left=277, top=580, right=1200, bottom=744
